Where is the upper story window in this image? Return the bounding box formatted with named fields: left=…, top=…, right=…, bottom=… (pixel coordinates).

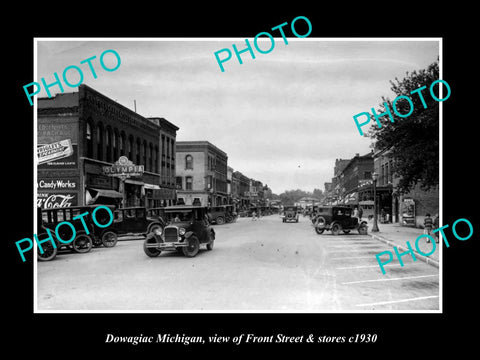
left=185, top=155, right=193, bottom=170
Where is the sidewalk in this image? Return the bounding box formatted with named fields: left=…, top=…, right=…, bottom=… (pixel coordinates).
left=365, top=219, right=440, bottom=268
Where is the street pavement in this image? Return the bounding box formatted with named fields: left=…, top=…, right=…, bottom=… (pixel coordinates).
left=36, top=214, right=440, bottom=312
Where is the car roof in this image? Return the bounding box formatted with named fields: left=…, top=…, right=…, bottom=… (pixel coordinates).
left=164, top=205, right=207, bottom=210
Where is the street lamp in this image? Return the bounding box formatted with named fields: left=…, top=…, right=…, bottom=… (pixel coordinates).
left=371, top=172, right=379, bottom=232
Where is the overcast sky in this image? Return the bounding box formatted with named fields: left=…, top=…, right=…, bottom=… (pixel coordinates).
left=36, top=38, right=439, bottom=194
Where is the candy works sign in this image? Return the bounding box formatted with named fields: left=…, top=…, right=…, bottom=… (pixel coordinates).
left=103, top=156, right=144, bottom=180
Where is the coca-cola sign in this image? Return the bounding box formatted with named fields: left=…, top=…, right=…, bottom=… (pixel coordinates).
left=37, top=193, right=77, bottom=208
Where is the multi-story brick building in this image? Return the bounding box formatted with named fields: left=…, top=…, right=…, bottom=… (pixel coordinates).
left=372, top=146, right=439, bottom=227
left=175, top=141, right=228, bottom=206
left=37, top=84, right=178, bottom=209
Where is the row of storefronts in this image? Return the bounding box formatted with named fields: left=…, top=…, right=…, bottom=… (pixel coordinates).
left=322, top=150, right=439, bottom=227
left=37, top=84, right=270, bottom=211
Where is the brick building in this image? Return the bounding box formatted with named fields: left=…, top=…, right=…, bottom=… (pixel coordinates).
left=175, top=141, right=228, bottom=206
left=37, top=84, right=178, bottom=209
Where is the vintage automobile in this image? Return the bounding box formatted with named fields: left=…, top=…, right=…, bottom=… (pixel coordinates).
left=36, top=205, right=116, bottom=261
left=313, top=205, right=368, bottom=235
left=207, top=205, right=237, bottom=224
left=143, top=205, right=215, bottom=258
left=282, top=205, right=299, bottom=223
left=110, top=207, right=165, bottom=238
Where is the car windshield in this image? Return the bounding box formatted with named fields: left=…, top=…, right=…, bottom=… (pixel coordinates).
left=166, top=211, right=194, bottom=222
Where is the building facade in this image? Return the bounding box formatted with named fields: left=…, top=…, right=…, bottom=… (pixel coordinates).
left=37, top=84, right=178, bottom=209
left=372, top=146, right=439, bottom=227
left=175, top=141, right=228, bottom=207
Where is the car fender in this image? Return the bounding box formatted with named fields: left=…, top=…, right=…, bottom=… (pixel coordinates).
left=184, top=231, right=195, bottom=239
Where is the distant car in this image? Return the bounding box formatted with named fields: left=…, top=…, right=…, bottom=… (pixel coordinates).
left=208, top=205, right=237, bottom=224
left=143, top=205, right=215, bottom=258
left=110, top=207, right=164, bottom=238
left=313, top=206, right=368, bottom=235
left=282, top=206, right=299, bottom=223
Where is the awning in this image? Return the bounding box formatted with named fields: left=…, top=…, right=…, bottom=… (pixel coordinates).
left=87, top=187, right=123, bottom=199
left=144, top=183, right=161, bottom=190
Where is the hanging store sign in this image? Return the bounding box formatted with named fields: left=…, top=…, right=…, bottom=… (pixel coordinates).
left=102, top=156, right=144, bottom=180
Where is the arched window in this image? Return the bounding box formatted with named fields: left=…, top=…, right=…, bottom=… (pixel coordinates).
left=143, top=140, right=147, bottom=168
left=86, top=120, right=93, bottom=158
left=136, top=138, right=141, bottom=164
left=96, top=123, right=104, bottom=161
left=185, top=155, right=193, bottom=170
left=128, top=135, right=134, bottom=160
left=105, top=127, right=112, bottom=163
left=149, top=143, right=153, bottom=172
left=120, top=132, right=126, bottom=156
left=113, top=129, right=119, bottom=160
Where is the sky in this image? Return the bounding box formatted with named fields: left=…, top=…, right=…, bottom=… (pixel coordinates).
left=35, top=38, right=439, bottom=194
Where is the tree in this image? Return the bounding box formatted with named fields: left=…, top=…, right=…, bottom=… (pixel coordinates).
left=368, top=60, right=440, bottom=193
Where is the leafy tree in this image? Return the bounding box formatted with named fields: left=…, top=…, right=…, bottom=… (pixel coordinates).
left=368, top=60, right=440, bottom=193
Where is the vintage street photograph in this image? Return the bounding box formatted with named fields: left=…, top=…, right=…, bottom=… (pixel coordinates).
left=34, top=38, right=441, bottom=312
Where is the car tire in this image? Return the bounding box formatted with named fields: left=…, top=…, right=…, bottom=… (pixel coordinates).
left=101, top=230, right=118, bottom=247
left=225, top=215, right=233, bottom=223
left=72, top=233, right=93, bottom=253
left=206, top=239, right=214, bottom=250
left=331, top=223, right=341, bottom=236
left=343, top=230, right=351, bottom=234
left=358, top=222, right=368, bottom=235
left=143, top=239, right=161, bottom=257
left=315, top=227, right=325, bottom=235
left=183, top=236, right=200, bottom=257
left=37, top=233, right=58, bottom=261
left=215, top=216, right=225, bottom=225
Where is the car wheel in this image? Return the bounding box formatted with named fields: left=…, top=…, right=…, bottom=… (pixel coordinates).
left=101, top=230, right=118, bottom=247
left=215, top=216, right=225, bottom=225
left=72, top=234, right=93, bottom=253
left=331, top=223, right=341, bottom=236
left=206, top=239, right=214, bottom=250
left=37, top=233, right=58, bottom=261
left=183, top=236, right=200, bottom=257
left=143, top=239, right=161, bottom=257
left=343, top=230, right=351, bottom=234
left=225, top=216, right=233, bottom=223
left=358, top=222, right=368, bottom=235
left=315, top=227, right=325, bottom=235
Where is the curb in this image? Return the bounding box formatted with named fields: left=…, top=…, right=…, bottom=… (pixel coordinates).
left=369, top=232, right=439, bottom=269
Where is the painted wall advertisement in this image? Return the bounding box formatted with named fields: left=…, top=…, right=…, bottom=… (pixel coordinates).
left=37, top=177, right=79, bottom=208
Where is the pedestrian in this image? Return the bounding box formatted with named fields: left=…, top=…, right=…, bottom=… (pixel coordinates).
left=353, top=206, right=359, bottom=218
left=252, top=211, right=257, bottom=221
left=424, top=213, right=433, bottom=241
left=358, top=207, right=363, bottom=220
left=433, top=213, right=439, bottom=243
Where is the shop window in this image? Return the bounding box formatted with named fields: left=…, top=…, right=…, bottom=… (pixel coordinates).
left=186, top=176, right=193, bottom=190
left=154, top=146, right=159, bottom=173
left=185, top=155, right=193, bottom=170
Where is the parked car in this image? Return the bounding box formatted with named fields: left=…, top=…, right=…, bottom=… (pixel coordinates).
left=143, top=205, right=215, bottom=258
left=282, top=206, right=299, bottom=223
left=36, top=205, right=115, bottom=261
left=111, top=207, right=165, bottom=238
left=313, top=206, right=368, bottom=235
left=208, top=205, right=237, bottom=224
